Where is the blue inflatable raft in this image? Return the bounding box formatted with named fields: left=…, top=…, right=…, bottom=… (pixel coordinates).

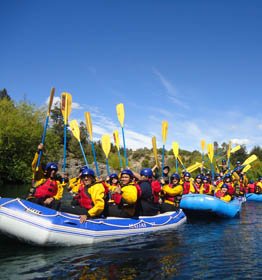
left=0, top=197, right=186, bottom=246
left=180, top=194, right=242, bottom=219
left=246, top=193, right=262, bottom=202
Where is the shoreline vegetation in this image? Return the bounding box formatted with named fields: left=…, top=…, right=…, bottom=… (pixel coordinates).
left=1, top=88, right=262, bottom=187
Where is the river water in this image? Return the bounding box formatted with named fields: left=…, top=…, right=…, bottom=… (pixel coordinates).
left=0, top=185, right=261, bottom=279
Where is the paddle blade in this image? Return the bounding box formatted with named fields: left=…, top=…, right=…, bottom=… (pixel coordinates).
left=61, top=92, right=72, bottom=124
left=187, top=162, right=202, bottom=173
left=242, top=154, right=258, bottom=166
left=200, top=139, right=206, bottom=152
left=101, top=134, right=111, bottom=158
left=84, top=112, right=93, bottom=141
left=242, top=164, right=251, bottom=173
left=69, top=120, right=80, bottom=142
left=230, top=145, right=241, bottom=154
left=227, top=141, right=232, bottom=160
left=172, top=142, right=179, bottom=158
left=113, top=130, right=120, bottom=150
left=161, top=121, right=168, bottom=145
left=207, top=143, right=214, bottom=163
left=116, top=103, right=125, bottom=127
left=178, top=155, right=184, bottom=166
left=47, top=87, right=55, bottom=116
left=152, top=136, right=160, bottom=167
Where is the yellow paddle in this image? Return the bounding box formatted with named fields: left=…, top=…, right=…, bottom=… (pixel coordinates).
left=36, top=87, right=55, bottom=171
left=101, top=134, right=111, bottom=175
left=207, top=143, right=215, bottom=180
left=242, top=154, right=257, bottom=166
left=113, top=130, right=123, bottom=168
left=187, top=162, right=203, bottom=173
left=172, top=141, right=179, bottom=172
left=69, top=120, right=89, bottom=167
left=116, top=103, right=128, bottom=166
left=84, top=112, right=100, bottom=176
left=152, top=136, right=160, bottom=168
left=61, top=92, right=72, bottom=172
left=242, top=164, right=251, bottom=173
left=230, top=145, right=241, bottom=154
left=161, top=120, right=168, bottom=176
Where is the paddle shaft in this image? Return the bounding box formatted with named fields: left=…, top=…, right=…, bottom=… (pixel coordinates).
left=79, top=141, right=89, bottom=168
left=117, top=149, right=123, bottom=168
left=36, top=115, right=49, bottom=170
left=106, top=158, right=110, bottom=175
left=162, top=144, right=165, bottom=176
left=91, top=141, right=100, bottom=177
left=63, top=124, right=67, bottom=172
left=121, top=127, right=128, bottom=166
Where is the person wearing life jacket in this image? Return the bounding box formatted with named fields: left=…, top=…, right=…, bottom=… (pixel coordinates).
left=136, top=168, right=161, bottom=216
left=200, top=176, right=212, bottom=195
left=217, top=173, right=235, bottom=196
left=160, top=165, right=171, bottom=185
left=60, top=168, right=106, bottom=223
left=255, top=177, right=262, bottom=194
left=193, top=174, right=202, bottom=193
left=246, top=180, right=256, bottom=193
left=160, top=173, right=183, bottom=213
left=215, top=183, right=232, bottom=202
left=182, top=172, right=195, bottom=194
left=28, top=162, right=62, bottom=210
left=106, top=169, right=141, bottom=218
left=68, top=165, right=89, bottom=195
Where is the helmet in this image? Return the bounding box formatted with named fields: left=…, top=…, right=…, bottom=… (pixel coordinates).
left=184, top=172, right=191, bottom=178
left=81, top=168, right=95, bottom=178
left=221, top=183, right=228, bottom=189
left=109, top=173, right=119, bottom=180
left=79, top=165, right=88, bottom=173
left=236, top=160, right=241, bottom=165
left=224, top=173, right=231, bottom=179
left=249, top=180, right=254, bottom=184
left=195, top=174, right=202, bottom=180
left=45, top=162, right=58, bottom=171
left=202, top=176, right=208, bottom=181
left=121, top=169, right=134, bottom=178
left=222, top=159, right=226, bottom=164
left=140, top=168, right=153, bottom=177
left=258, top=176, right=262, bottom=181
left=171, top=173, right=180, bottom=181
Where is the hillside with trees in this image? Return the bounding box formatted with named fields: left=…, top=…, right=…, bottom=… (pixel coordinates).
left=1, top=88, right=262, bottom=186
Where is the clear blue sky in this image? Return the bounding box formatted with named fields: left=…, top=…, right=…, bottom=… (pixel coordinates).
left=1, top=0, right=262, bottom=152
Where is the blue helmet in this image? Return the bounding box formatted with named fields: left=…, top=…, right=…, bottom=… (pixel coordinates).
left=236, top=160, right=241, bottom=165
left=184, top=172, right=191, bottom=178
left=249, top=180, right=254, bottom=184
left=224, top=173, right=231, bottom=179
left=195, top=174, right=202, bottom=180
left=81, top=168, right=95, bottom=178
left=221, top=183, right=229, bottom=189
left=222, top=159, right=226, bottom=164
left=171, top=173, right=180, bottom=181
left=258, top=176, right=262, bottom=181
left=202, top=176, right=208, bottom=181
left=79, top=165, right=88, bottom=173
left=109, top=173, right=119, bottom=180
left=121, top=169, right=134, bottom=178
left=45, top=162, right=58, bottom=172
left=140, top=168, right=153, bottom=178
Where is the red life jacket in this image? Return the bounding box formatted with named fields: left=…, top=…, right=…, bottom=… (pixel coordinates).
left=76, top=185, right=93, bottom=210
left=183, top=181, right=191, bottom=194
left=202, top=183, right=211, bottom=194
left=34, top=179, right=58, bottom=198
left=227, top=183, right=235, bottom=195
left=194, top=182, right=201, bottom=193
left=247, top=183, right=255, bottom=193
left=151, top=180, right=161, bottom=203
left=215, top=190, right=225, bottom=198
